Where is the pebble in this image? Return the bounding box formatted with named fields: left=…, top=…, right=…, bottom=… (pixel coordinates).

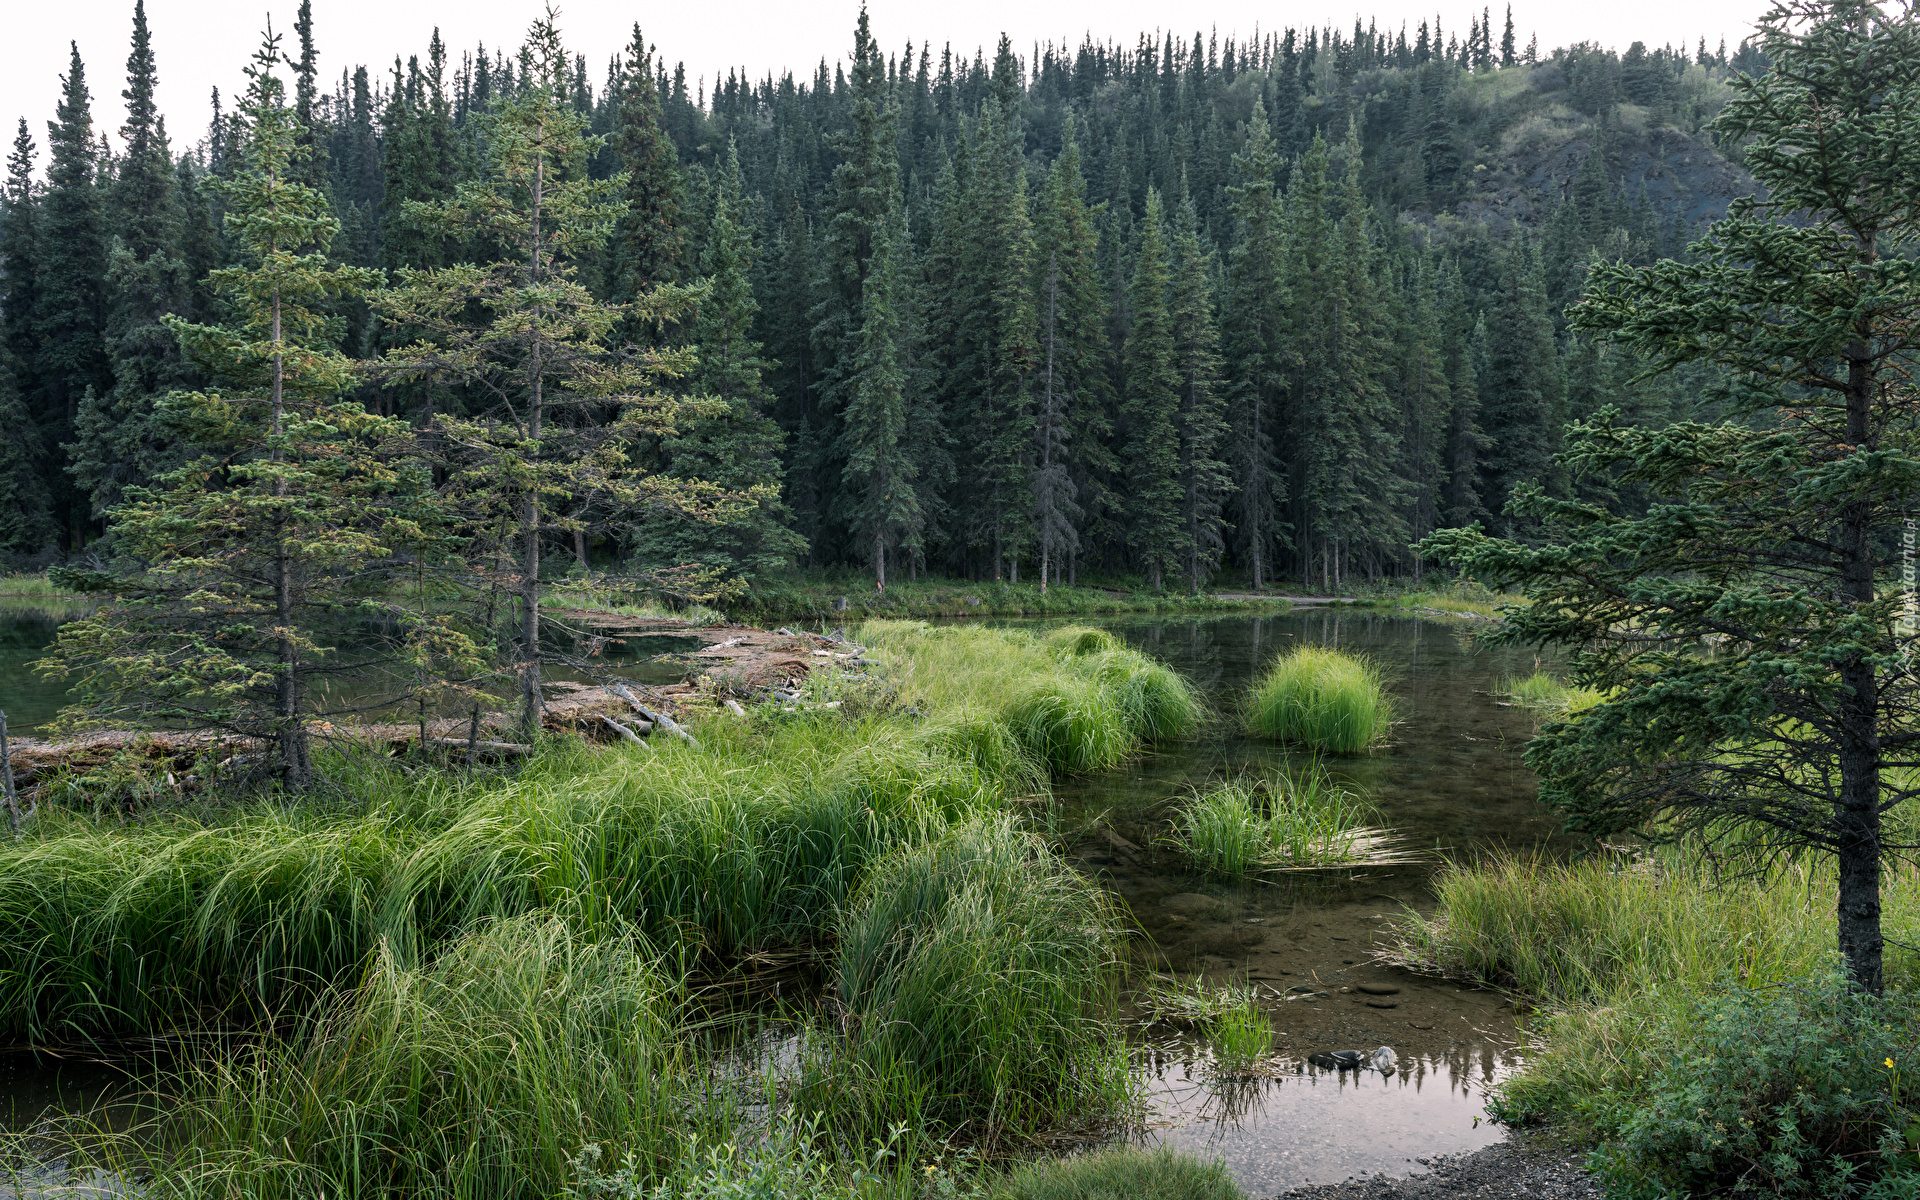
left=1279, top=1140, right=1601, bottom=1199
left=1357, top=984, right=1401, bottom=996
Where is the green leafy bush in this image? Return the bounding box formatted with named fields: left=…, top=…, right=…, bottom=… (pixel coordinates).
left=1590, top=972, right=1920, bottom=1199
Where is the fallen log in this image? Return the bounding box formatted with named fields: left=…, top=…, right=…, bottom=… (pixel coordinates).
left=428, top=737, right=531, bottom=757
left=599, top=716, right=654, bottom=750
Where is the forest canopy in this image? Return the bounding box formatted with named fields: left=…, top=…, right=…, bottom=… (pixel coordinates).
left=0, top=1, right=1765, bottom=591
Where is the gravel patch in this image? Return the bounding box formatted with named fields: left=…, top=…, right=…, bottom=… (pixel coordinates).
left=1273, top=1139, right=1600, bottom=1200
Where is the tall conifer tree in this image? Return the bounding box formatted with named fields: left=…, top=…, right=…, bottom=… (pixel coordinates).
left=38, top=43, right=112, bottom=544
left=47, top=29, right=400, bottom=784
left=72, top=0, right=197, bottom=519
left=1169, top=185, right=1230, bottom=592
left=1222, top=98, right=1289, bottom=587
left=1121, top=188, right=1182, bottom=591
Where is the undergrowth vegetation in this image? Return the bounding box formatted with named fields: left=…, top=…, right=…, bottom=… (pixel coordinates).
left=0, top=622, right=1205, bottom=1197
left=1388, top=849, right=1920, bottom=1194
left=1243, top=646, right=1393, bottom=753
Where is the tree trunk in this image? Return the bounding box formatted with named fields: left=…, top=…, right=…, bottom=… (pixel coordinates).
left=268, top=268, right=310, bottom=786
left=1836, top=325, right=1884, bottom=993
left=517, top=135, right=549, bottom=746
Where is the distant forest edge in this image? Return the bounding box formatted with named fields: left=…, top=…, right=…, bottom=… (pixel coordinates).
left=0, top=2, right=1767, bottom=591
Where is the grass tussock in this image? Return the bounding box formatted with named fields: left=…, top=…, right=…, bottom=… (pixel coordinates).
left=995, top=1146, right=1247, bottom=1200
left=1386, top=849, right=1920, bottom=1136
left=116, top=915, right=703, bottom=1199
left=824, top=817, right=1131, bottom=1137
left=1499, top=671, right=1605, bottom=714
left=862, top=622, right=1202, bottom=774
left=1205, top=988, right=1272, bottom=1074
left=1243, top=646, right=1393, bottom=754
left=1172, top=769, right=1400, bottom=876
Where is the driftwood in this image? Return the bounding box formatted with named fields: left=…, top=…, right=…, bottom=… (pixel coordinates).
left=428, top=737, right=531, bottom=757
left=599, top=715, right=653, bottom=750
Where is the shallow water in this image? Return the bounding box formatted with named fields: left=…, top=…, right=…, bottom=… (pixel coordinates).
left=1143, top=1046, right=1509, bottom=1192
left=1028, top=609, right=1566, bottom=1195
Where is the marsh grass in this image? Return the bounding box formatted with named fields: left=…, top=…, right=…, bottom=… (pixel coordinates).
left=1172, top=768, right=1401, bottom=876
left=1205, top=990, right=1272, bottom=1074
left=0, top=572, right=83, bottom=599
left=1498, top=671, right=1605, bottom=714
left=862, top=623, right=1202, bottom=774
left=542, top=583, right=725, bottom=625
left=822, top=817, right=1133, bottom=1138
left=0, top=616, right=1202, bottom=1185
left=1385, top=849, right=1920, bottom=1134
left=1244, top=646, right=1393, bottom=754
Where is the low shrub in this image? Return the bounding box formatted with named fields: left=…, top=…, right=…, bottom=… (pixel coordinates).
left=1589, top=972, right=1920, bottom=1200
left=995, top=1147, right=1245, bottom=1200
left=1244, top=646, right=1392, bottom=754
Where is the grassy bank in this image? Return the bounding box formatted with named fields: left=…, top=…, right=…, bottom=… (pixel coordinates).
left=1388, top=850, right=1920, bottom=1148
left=0, top=623, right=1204, bottom=1196
left=728, top=573, right=1291, bottom=622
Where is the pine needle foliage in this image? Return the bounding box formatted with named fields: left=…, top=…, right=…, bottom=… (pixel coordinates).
left=39, top=31, right=426, bottom=785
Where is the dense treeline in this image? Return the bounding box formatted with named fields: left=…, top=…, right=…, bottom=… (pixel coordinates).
left=0, top=1, right=1764, bottom=589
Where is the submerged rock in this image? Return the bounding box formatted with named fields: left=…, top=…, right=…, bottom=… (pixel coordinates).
left=1307, top=1045, right=1398, bottom=1073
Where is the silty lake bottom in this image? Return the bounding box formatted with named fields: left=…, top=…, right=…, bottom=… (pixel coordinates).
left=0, top=608, right=1569, bottom=1195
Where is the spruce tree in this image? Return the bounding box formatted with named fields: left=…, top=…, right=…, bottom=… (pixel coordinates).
left=1476, top=235, right=1564, bottom=535
left=1121, top=188, right=1182, bottom=591
left=1169, top=185, right=1230, bottom=593
left=37, top=42, right=112, bottom=545
left=1395, top=253, right=1453, bottom=559
left=1425, top=0, right=1920, bottom=993
left=1222, top=98, right=1289, bottom=587
left=372, top=13, right=730, bottom=741
left=608, top=25, right=685, bottom=299
left=45, top=31, right=399, bottom=785
left=0, top=123, right=54, bottom=552
left=641, top=141, right=800, bottom=579
left=811, top=9, right=899, bottom=564
left=1030, top=115, right=1110, bottom=589
left=839, top=197, right=923, bottom=589
left=72, top=0, right=197, bottom=519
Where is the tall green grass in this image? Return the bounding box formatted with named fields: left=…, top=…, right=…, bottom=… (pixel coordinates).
left=114, top=915, right=703, bottom=1199
left=1243, top=646, right=1393, bottom=753
left=0, top=718, right=1000, bottom=1042
left=823, top=817, right=1131, bottom=1137
left=1386, top=850, right=1920, bottom=1133
left=1, top=622, right=1195, bottom=1048
left=1499, top=671, right=1605, bottom=714
left=862, top=622, right=1202, bottom=773
left=1172, top=769, right=1387, bottom=876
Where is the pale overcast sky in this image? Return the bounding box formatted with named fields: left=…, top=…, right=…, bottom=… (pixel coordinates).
left=5, top=0, right=1770, bottom=166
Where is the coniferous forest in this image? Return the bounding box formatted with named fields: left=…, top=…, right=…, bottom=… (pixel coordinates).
left=0, top=1, right=1768, bottom=592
